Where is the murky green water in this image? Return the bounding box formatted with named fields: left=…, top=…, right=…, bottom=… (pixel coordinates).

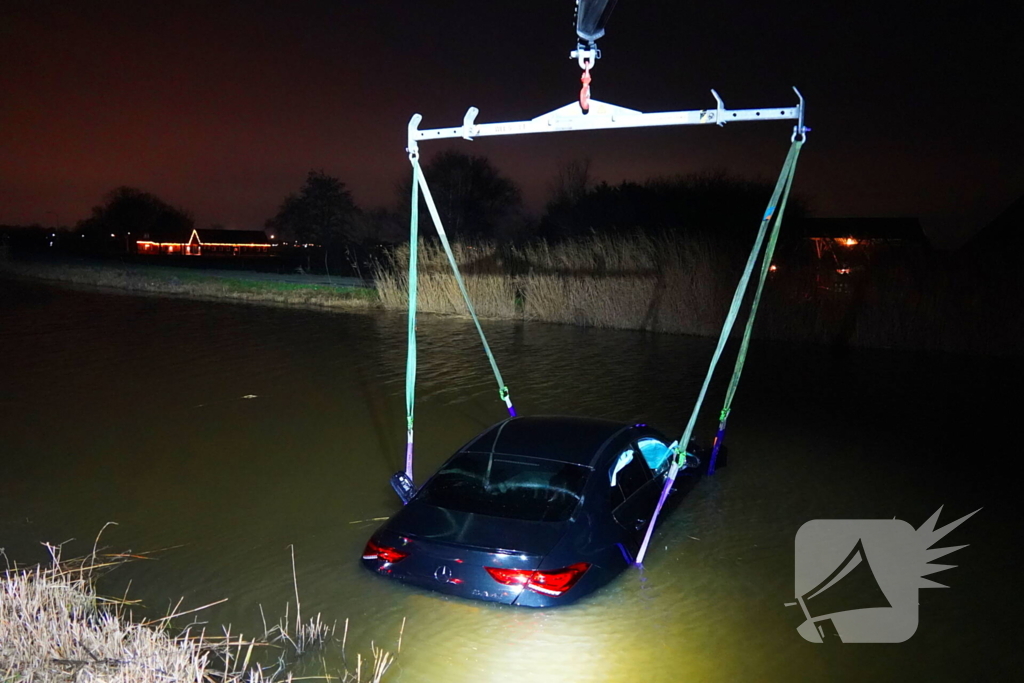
left=1, top=278, right=1019, bottom=681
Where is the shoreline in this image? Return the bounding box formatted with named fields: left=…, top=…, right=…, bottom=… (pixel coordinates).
left=0, top=543, right=395, bottom=682
left=0, top=257, right=380, bottom=312
left=3, top=242, right=1020, bottom=356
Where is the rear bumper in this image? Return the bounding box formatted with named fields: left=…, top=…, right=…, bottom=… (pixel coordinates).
left=362, top=556, right=598, bottom=607
left=362, top=556, right=522, bottom=605
left=361, top=540, right=627, bottom=608
left=361, top=529, right=548, bottom=606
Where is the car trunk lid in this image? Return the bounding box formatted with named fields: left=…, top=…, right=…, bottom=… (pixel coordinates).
left=369, top=502, right=567, bottom=605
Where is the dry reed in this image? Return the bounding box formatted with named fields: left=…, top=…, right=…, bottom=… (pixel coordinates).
left=374, top=242, right=517, bottom=318
left=376, top=233, right=737, bottom=335
left=5, top=233, right=1017, bottom=355
left=373, top=234, right=1021, bottom=355
left=1, top=537, right=397, bottom=683
left=374, top=234, right=733, bottom=335
left=260, top=546, right=336, bottom=658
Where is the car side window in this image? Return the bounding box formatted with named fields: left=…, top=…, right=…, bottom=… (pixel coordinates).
left=608, top=445, right=651, bottom=509
left=637, top=437, right=672, bottom=472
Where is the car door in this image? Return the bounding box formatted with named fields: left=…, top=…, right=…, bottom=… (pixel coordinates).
left=607, top=442, right=662, bottom=555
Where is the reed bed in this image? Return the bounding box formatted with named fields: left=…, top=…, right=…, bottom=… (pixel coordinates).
left=1, top=539, right=396, bottom=683
left=374, top=242, right=517, bottom=318
left=4, top=234, right=1018, bottom=355
left=373, top=234, right=1021, bottom=355
left=516, top=234, right=730, bottom=335
left=374, top=234, right=733, bottom=336
left=755, top=249, right=1024, bottom=355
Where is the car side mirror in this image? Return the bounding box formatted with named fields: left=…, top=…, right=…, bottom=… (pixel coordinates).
left=390, top=471, right=416, bottom=505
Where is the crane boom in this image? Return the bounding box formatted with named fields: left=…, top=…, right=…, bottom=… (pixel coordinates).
left=575, top=0, right=618, bottom=43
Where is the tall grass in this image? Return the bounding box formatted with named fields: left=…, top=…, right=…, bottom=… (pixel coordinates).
left=1, top=540, right=397, bottom=683
left=754, top=248, right=1024, bottom=354
left=374, top=234, right=733, bottom=336
left=375, top=241, right=518, bottom=318
left=373, top=234, right=1022, bottom=355
left=5, top=234, right=1018, bottom=354
left=517, top=234, right=729, bottom=335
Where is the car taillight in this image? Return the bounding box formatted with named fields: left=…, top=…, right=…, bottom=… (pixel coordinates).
left=484, top=562, right=591, bottom=597
left=362, top=539, right=408, bottom=563
left=527, top=563, right=591, bottom=596
left=484, top=566, right=534, bottom=586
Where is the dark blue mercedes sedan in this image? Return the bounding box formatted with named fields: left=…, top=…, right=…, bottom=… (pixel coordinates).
left=361, top=416, right=720, bottom=607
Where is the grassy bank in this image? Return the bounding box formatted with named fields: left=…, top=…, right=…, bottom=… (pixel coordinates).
left=1, top=543, right=394, bottom=683
left=373, top=234, right=1023, bottom=355
left=0, top=259, right=378, bottom=312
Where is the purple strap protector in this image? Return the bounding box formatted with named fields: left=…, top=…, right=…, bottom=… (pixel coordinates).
left=635, top=462, right=678, bottom=565
left=405, top=430, right=414, bottom=482
left=708, top=420, right=727, bottom=476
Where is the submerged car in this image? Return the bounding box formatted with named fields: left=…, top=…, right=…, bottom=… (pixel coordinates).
left=361, top=415, right=723, bottom=607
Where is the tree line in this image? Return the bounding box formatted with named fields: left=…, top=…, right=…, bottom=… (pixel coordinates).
left=16, top=150, right=798, bottom=256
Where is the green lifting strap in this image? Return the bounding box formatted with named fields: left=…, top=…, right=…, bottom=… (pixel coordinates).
left=408, top=156, right=516, bottom=414
left=671, top=139, right=802, bottom=468
left=634, top=139, right=803, bottom=565
left=718, top=141, right=802, bottom=428
left=404, top=174, right=419, bottom=479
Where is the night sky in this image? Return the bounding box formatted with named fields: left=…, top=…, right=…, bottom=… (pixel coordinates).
left=2, top=1, right=1020, bottom=247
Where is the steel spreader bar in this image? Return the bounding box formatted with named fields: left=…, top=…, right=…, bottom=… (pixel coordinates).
left=407, top=88, right=808, bottom=155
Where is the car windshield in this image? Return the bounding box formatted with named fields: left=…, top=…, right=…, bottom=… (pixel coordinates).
left=417, top=451, right=590, bottom=522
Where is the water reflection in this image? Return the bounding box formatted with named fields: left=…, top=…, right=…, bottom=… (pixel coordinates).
left=0, top=279, right=1019, bottom=681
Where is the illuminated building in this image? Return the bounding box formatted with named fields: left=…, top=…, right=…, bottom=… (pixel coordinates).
left=136, top=228, right=274, bottom=256
left=779, top=217, right=927, bottom=291
left=800, top=217, right=925, bottom=260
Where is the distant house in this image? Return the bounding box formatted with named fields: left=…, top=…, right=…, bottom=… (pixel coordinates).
left=797, top=217, right=927, bottom=258
left=787, top=216, right=924, bottom=265
left=136, top=228, right=273, bottom=256
left=778, top=217, right=927, bottom=290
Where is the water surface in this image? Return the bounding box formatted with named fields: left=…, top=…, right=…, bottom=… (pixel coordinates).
left=0, top=278, right=1018, bottom=681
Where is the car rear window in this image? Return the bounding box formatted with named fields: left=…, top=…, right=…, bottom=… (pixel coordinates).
left=417, top=452, right=590, bottom=522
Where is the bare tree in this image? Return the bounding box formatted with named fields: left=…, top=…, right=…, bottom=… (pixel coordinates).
left=547, top=157, right=592, bottom=208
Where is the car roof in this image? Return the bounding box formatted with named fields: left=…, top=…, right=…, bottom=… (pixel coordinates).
left=461, top=415, right=634, bottom=467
